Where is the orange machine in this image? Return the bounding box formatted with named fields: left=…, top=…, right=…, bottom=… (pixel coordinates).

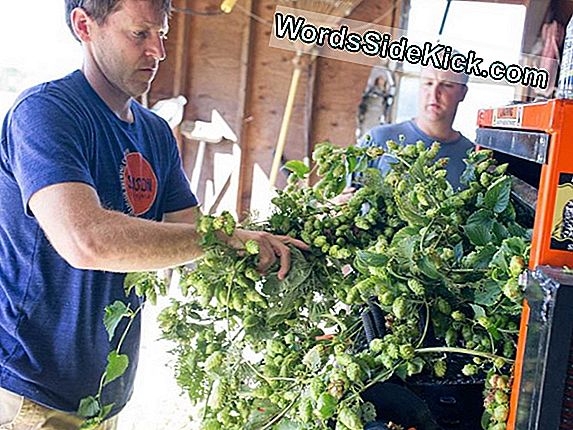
left=476, top=100, right=573, bottom=429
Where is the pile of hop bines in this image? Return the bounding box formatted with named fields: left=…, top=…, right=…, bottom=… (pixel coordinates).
left=133, top=140, right=531, bottom=430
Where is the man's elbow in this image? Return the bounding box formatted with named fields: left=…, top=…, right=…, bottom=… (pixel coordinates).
left=54, top=232, right=106, bottom=270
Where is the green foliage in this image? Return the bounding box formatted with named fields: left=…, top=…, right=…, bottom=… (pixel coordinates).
left=155, top=141, right=529, bottom=430
left=103, top=301, right=130, bottom=342
left=104, top=352, right=129, bottom=386
left=124, top=270, right=167, bottom=305
left=78, top=273, right=167, bottom=425
left=78, top=396, right=101, bottom=418
left=84, top=140, right=529, bottom=430
left=283, top=160, right=310, bottom=178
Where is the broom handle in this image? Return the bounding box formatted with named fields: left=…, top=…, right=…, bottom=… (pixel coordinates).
left=269, top=52, right=303, bottom=188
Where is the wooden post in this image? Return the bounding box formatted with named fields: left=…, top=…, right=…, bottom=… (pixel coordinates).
left=235, top=0, right=255, bottom=220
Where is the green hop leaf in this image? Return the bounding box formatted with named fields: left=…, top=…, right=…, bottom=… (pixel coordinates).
left=103, top=301, right=130, bottom=341
left=484, top=176, right=512, bottom=213
left=78, top=396, right=101, bottom=419
left=79, top=417, right=103, bottom=430
left=104, top=351, right=129, bottom=386
left=338, top=405, right=363, bottom=430
left=316, top=392, right=337, bottom=420
left=284, top=160, right=310, bottom=178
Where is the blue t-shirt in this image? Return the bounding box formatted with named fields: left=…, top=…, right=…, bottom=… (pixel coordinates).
left=0, top=71, right=197, bottom=415
left=358, top=119, right=474, bottom=189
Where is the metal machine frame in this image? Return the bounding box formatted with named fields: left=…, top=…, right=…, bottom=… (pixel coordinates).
left=477, top=99, right=573, bottom=429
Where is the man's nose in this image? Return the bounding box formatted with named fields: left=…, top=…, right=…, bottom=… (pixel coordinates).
left=430, top=83, right=441, bottom=99
left=146, top=34, right=166, bottom=62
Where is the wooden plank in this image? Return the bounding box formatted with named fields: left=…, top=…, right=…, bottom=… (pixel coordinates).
left=460, top=0, right=527, bottom=4
left=149, top=0, right=186, bottom=102
left=389, top=0, right=408, bottom=123
left=172, top=0, right=190, bottom=97
left=521, top=0, right=552, bottom=54
left=150, top=0, right=410, bottom=217
left=310, top=0, right=400, bottom=151
left=554, top=0, right=573, bottom=26
left=170, top=0, right=191, bottom=154
left=239, top=0, right=310, bottom=215
left=235, top=0, right=256, bottom=219
left=181, top=1, right=250, bottom=212
left=304, top=54, right=318, bottom=165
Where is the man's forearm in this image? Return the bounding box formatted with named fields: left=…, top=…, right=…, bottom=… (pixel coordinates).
left=72, top=209, right=205, bottom=272
left=29, top=184, right=308, bottom=276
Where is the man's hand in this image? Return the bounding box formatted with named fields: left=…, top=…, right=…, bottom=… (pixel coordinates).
left=330, top=187, right=357, bottom=205
left=222, top=229, right=310, bottom=280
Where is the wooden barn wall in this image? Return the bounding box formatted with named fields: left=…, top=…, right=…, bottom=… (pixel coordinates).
left=149, top=0, right=402, bottom=219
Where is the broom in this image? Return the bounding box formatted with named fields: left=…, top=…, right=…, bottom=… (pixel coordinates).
left=268, top=0, right=365, bottom=187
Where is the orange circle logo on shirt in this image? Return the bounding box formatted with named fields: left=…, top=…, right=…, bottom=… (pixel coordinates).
left=122, top=152, right=158, bottom=215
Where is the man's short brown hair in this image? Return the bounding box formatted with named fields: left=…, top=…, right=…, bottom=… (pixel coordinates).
left=65, top=0, right=172, bottom=41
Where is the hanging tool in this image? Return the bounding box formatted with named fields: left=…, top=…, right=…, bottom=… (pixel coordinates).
left=437, top=0, right=452, bottom=42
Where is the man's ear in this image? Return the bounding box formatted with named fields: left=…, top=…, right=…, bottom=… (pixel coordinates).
left=70, top=7, right=94, bottom=43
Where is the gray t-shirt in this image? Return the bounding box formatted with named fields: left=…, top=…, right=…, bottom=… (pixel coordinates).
left=357, top=119, right=474, bottom=189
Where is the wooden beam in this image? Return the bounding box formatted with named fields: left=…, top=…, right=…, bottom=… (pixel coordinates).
left=171, top=0, right=192, bottom=155
left=172, top=0, right=191, bottom=97
left=555, top=0, right=573, bottom=24
left=235, top=0, right=255, bottom=220
left=521, top=0, right=552, bottom=54
left=304, top=54, right=318, bottom=164
left=454, top=0, right=527, bottom=4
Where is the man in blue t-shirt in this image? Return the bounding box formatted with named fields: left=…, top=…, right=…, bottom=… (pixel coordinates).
left=0, top=1, right=307, bottom=429
left=335, top=62, right=474, bottom=203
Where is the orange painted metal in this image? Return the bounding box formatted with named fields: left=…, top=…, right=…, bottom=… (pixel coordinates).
left=507, top=299, right=530, bottom=430
left=478, top=99, right=573, bottom=268
left=477, top=99, right=573, bottom=429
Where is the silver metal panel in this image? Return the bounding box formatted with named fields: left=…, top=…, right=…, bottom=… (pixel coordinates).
left=475, top=128, right=550, bottom=164
left=511, top=174, right=538, bottom=213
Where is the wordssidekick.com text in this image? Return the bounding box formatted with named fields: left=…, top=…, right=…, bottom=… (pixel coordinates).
left=273, top=10, right=550, bottom=90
